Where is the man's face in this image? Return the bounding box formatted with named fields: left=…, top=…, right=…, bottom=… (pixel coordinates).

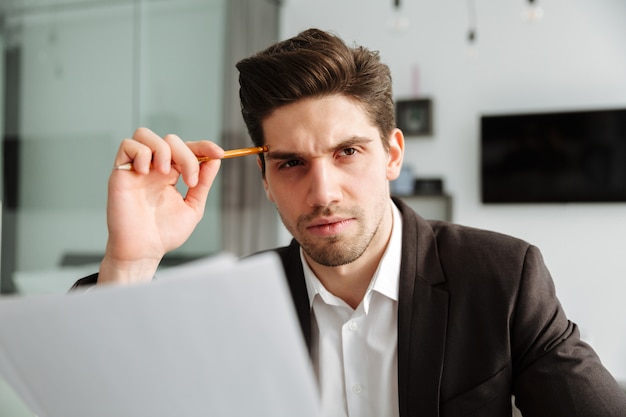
left=260, top=94, right=404, bottom=268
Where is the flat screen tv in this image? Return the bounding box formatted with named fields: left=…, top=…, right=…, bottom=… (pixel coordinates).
left=481, top=108, right=626, bottom=203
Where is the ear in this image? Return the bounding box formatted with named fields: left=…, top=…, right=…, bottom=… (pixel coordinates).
left=386, top=128, right=405, bottom=181
left=257, top=156, right=275, bottom=202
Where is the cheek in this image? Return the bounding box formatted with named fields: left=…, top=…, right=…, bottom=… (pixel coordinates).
left=346, top=169, right=388, bottom=205
left=367, top=160, right=396, bottom=185
left=265, top=178, right=309, bottom=218
left=265, top=179, right=294, bottom=209
left=262, top=177, right=275, bottom=202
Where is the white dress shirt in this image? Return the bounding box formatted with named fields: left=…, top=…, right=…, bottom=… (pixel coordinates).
left=301, top=202, right=402, bottom=417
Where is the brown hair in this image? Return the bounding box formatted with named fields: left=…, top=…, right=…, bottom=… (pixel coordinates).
left=236, top=28, right=395, bottom=155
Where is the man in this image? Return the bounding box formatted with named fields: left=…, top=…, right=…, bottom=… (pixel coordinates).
left=75, top=29, right=626, bottom=416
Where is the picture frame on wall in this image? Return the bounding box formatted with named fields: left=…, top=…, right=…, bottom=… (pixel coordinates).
left=395, top=98, right=433, bottom=137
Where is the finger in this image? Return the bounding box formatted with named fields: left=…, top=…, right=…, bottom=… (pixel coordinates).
left=115, top=128, right=172, bottom=174
left=163, top=134, right=201, bottom=186
left=115, top=138, right=155, bottom=174
left=187, top=140, right=225, bottom=161
left=185, top=158, right=221, bottom=215
left=185, top=141, right=225, bottom=188
left=134, top=128, right=172, bottom=174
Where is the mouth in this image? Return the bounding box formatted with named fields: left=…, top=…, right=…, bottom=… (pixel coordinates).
left=306, top=217, right=355, bottom=236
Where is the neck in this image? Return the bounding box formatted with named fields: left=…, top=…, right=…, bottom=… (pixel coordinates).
left=305, top=203, right=394, bottom=309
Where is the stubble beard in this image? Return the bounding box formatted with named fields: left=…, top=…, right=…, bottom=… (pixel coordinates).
left=279, top=205, right=384, bottom=267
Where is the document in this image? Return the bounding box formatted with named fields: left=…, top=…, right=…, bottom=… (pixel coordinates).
left=0, top=252, right=319, bottom=417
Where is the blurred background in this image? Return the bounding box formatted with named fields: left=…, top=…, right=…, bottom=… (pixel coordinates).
left=1, top=0, right=625, bottom=414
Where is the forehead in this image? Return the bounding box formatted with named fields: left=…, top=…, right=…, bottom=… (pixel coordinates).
left=261, top=95, right=380, bottom=153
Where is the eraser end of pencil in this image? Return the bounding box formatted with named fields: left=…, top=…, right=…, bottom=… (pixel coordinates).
left=114, top=163, right=133, bottom=171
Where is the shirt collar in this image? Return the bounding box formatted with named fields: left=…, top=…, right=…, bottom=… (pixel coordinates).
left=301, top=200, right=403, bottom=311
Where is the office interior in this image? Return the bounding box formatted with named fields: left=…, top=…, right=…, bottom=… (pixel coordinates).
left=1, top=0, right=625, bottom=414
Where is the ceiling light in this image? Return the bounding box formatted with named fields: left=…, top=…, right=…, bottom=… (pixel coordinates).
left=389, top=0, right=409, bottom=32
left=523, top=0, right=544, bottom=22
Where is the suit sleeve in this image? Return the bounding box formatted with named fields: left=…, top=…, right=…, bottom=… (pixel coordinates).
left=511, top=245, right=626, bottom=416
left=69, top=273, right=99, bottom=290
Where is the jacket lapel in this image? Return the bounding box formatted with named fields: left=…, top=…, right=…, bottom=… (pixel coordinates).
left=276, top=198, right=450, bottom=416
left=395, top=198, right=449, bottom=417
left=276, top=242, right=312, bottom=352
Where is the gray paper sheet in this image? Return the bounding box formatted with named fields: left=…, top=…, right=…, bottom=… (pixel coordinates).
left=0, top=252, right=319, bottom=417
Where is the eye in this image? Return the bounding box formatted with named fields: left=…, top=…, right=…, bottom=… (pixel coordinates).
left=278, top=159, right=303, bottom=170
left=338, top=147, right=358, bottom=157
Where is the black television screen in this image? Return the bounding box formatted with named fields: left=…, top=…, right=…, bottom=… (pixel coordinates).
left=481, top=108, right=626, bottom=203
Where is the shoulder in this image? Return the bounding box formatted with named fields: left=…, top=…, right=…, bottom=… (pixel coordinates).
left=433, top=221, right=549, bottom=291
left=429, top=220, right=532, bottom=261
left=253, top=240, right=301, bottom=271
left=395, top=198, right=542, bottom=292
left=395, top=196, right=532, bottom=264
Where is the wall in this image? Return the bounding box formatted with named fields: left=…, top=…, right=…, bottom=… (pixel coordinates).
left=280, top=0, right=626, bottom=381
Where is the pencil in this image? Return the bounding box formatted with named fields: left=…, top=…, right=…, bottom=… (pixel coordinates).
left=114, top=145, right=269, bottom=171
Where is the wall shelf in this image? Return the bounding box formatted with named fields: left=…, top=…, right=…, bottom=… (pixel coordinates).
left=395, top=193, right=452, bottom=222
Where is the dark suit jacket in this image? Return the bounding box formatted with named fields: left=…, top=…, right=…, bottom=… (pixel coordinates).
left=272, top=198, right=626, bottom=417
left=73, top=198, right=626, bottom=416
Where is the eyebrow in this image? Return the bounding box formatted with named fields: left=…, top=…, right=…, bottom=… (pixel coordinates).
left=265, top=136, right=374, bottom=161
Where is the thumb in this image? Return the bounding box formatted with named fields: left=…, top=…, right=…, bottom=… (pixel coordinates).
left=184, top=159, right=221, bottom=213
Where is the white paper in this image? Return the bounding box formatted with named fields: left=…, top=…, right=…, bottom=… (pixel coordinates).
left=0, top=252, right=319, bottom=417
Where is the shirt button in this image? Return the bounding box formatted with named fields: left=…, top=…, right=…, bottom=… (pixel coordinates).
left=352, top=384, right=363, bottom=394
left=348, top=321, right=358, bottom=331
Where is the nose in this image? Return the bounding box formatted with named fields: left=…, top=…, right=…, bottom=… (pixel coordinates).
left=305, top=159, right=342, bottom=208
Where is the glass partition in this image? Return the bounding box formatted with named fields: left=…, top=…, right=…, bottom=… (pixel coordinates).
left=1, top=0, right=226, bottom=414
left=1, top=0, right=226, bottom=295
